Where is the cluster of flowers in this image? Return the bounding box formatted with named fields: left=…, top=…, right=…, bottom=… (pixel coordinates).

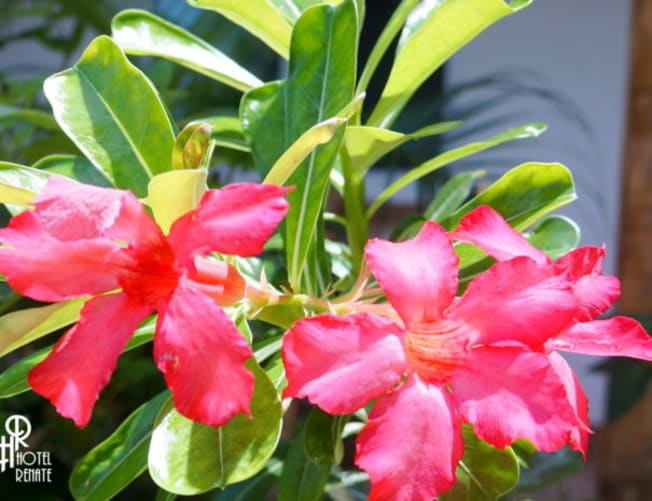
left=1, top=177, right=650, bottom=500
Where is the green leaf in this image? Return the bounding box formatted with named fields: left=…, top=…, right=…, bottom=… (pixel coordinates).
left=69, top=392, right=169, bottom=501
left=0, top=347, right=49, bottom=399
left=367, top=123, right=545, bottom=218
left=343, top=121, right=461, bottom=175
left=34, top=155, right=113, bottom=187
left=187, top=0, right=292, bottom=58
left=369, top=0, right=531, bottom=127
left=304, top=407, right=346, bottom=465
left=211, top=458, right=281, bottom=500
left=0, top=161, right=49, bottom=208
left=441, top=425, right=519, bottom=500
left=44, top=35, right=176, bottom=197
left=0, top=104, right=59, bottom=130
left=283, top=0, right=357, bottom=293
left=443, top=162, right=577, bottom=231
left=425, top=170, right=485, bottom=222
left=148, top=360, right=282, bottom=494
left=111, top=9, right=263, bottom=92
left=264, top=117, right=347, bottom=186
left=240, top=81, right=286, bottom=176
left=525, top=215, right=580, bottom=260
left=278, top=425, right=331, bottom=501
left=0, top=319, right=155, bottom=399
left=0, top=298, right=86, bottom=358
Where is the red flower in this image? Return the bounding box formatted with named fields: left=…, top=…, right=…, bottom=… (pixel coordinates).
left=282, top=206, right=652, bottom=501
left=0, top=176, right=289, bottom=427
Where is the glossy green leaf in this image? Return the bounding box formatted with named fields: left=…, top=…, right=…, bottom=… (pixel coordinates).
left=525, top=215, right=580, bottom=260
left=425, top=170, right=485, bottom=222
left=44, top=36, right=176, bottom=197
left=0, top=298, right=86, bottom=357
left=240, top=81, right=286, bottom=176
left=187, top=0, right=292, bottom=58
left=0, top=104, right=59, bottom=130
left=211, top=458, right=282, bottom=500
left=369, top=0, right=531, bottom=127
left=149, top=360, right=282, bottom=494
left=284, top=0, right=357, bottom=293
left=441, top=425, right=519, bottom=500
left=264, top=117, right=346, bottom=186
left=304, top=407, right=346, bottom=465
left=278, top=425, right=331, bottom=501
left=443, top=162, right=577, bottom=230
left=111, top=10, right=262, bottom=92
left=343, top=121, right=461, bottom=175
left=0, top=319, right=155, bottom=399
left=34, top=155, right=113, bottom=187
left=69, top=392, right=170, bottom=501
left=367, top=123, right=545, bottom=218
left=0, top=161, right=49, bottom=208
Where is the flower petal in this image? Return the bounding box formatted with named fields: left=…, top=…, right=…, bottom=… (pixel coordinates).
left=548, top=352, right=591, bottom=458
left=555, top=247, right=620, bottom=321
left=365, top=221, right=458, bottom=328
left=27, top=293, right=151, bottom=427
left=154, top=278, right=254, bottom=426
left=451, top=347, right=585, bottom=452
left=450, top=205, right=549, bottom=264
left=0, top=211, right=126, bottom=301
left=167, top=183, right=290, bottom=268
left=451, top=257, right=577, bottom=348
left=356, top=376, right=463, bottom=501
left=282, top=313, right=406, bottom=414
left=32, top=176, right=159, bottom=246
left=549, top=317, right=652, bottom=360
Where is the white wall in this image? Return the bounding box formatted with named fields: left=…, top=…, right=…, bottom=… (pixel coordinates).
left=446, top=0, right=634, bottom=424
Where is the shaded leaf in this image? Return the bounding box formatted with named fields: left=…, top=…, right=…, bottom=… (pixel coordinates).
left=0, top=104, right=59, bottom=130
left=304, top=407, right=346, bottom=465
left=70, top=392, right=170, bottom=501
left=425, top=170, right=484, bottom=222
left=441, top=425, right=519, bottom=500
left=34, top=155, right=113, bottom=187
left=111, top=9, right=262, bottom=91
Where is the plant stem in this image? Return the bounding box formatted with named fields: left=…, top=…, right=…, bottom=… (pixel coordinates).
left=341, top=149, right=368, bottom=275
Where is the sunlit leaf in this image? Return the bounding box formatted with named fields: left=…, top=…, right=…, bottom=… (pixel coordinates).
left=525, top=215, right=580, bottom=260
left=171, top=123, right=214, bottom=170
left=69, top=392, right=170, bottom=501
left=0, top=161, right=49, bottom=209
left=369, top=0, right=531, bottom=127
left=145, top=170, right=208, bottom=234
left=148, top=360, right=282, bottom=494
left=0, top=299, right=86, bottom=358
left=190, top=116, right=249, bottom=152
left=367, top=123, right=545, bottom=218
left=187, top=0, right=292, bottom=58
left=343, top=120, right=461, bottom=174
left=44, top=36, right=176, bottom=197
left=425, top=170, right=484, bottom=222
left=111, top=9, right=263, bottom=91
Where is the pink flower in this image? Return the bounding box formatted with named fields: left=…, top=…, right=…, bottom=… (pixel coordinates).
left=0, top=176, right=289, bottom=427
left=282, top=205, right=652, bottom=501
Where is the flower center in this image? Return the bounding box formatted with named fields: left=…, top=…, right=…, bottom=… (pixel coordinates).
left=118, top=238, right=180, bottom=308
left=405, top=320, right=468, bottom=383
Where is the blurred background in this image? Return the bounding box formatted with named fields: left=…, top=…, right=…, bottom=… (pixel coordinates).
left=0, top=0, right=650, bottom=499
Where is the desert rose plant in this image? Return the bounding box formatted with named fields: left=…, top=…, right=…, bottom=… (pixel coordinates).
left=0, top=1, right=650, bottom=500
